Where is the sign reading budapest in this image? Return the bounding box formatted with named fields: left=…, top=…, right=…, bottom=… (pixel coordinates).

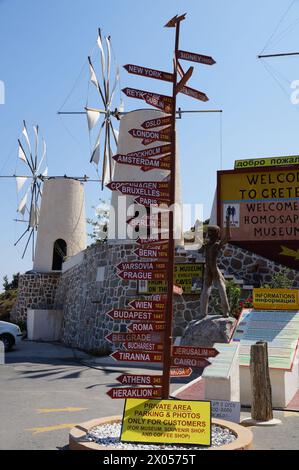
left=217, top=166, right=299, bottom=268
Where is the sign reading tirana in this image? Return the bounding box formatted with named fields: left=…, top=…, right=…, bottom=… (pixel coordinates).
left=217, top=166, right=299, bottom=268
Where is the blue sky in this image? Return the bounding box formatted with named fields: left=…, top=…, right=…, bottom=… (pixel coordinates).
left=1, top=0, right=299, bottom=286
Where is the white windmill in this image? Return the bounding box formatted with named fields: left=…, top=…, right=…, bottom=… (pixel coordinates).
left=85, top=29, right=124, bottom=189
left=15, top=120, right=48, bottom=260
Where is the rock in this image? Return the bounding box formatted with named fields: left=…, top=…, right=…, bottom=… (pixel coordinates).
left=181, top=315, right=237, bottom=347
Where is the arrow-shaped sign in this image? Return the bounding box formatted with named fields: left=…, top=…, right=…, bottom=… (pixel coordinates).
left=170, top=367, right=193, bottom=378
left=177, top=50, right=216, bottom=65
left=107, top=181, right=170, bottom=202
left=134, top=245, right=168, bottom=259
left=136, top=237, right=169, bottom=245
left=122, top=87, right=173, bottom=114
left=179, top=85, right=209, bottom=102
left=124, top=64, right=174, bottom=83
left=117, top=270, right=167, bottom=281
left=127, top=322, right=165, bottom=333
left=105, top=331, right=163, bottom=344
left=107, top=387, right=162, bottom=400
left=116, top=374, right=163, bottom=386
left=106, top=308, right=165, bottom=322
left=129, top=127, right=172, bottom=143
left=171, top=357, right=210, bottom=368
left=123, top=341, right=164, bottom=352
left=172, top=346, right=219, bottom=359
left=117, top=261, right=168, bottom=271
left=111, top=350, right=163, bottom=363
left=141, top=116, right=172, bottom=129
left=129, top=298, right=166, bottom=311
left=175, top=66, right=194, bottom=94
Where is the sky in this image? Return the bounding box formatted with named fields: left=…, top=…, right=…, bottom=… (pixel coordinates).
left=1, top=0, right=299, bottom=286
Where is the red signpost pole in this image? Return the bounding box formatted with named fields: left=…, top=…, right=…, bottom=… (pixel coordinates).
left=161, top=15, right=184, bottom=400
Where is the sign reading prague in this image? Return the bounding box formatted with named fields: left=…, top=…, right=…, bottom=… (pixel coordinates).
left=217, top=166, right=299, bottom=268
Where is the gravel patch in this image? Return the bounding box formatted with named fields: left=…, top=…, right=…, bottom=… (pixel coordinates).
left=86, top=422, right=236, bottom=450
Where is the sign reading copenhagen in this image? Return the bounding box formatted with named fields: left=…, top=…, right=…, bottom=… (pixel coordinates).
left=217, top=166, right=299, bottom=268
left=107, top=181, right=170, bottom=204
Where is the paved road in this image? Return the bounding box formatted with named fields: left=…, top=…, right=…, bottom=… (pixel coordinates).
left=0, top=340, right=299, bottom=450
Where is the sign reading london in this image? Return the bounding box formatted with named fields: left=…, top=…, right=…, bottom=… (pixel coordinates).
left=217, top=166, right=299, bottom=268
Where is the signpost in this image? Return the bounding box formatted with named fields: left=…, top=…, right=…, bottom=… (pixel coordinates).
left=107, top=388, right=162, bottom=400
left=141, top=116, right=172, bottom=129
left=128, top=127, right=172, bottom=143
left=172, top=346, right=219, bottom=359
left=111, top=350, right=163, bottom=363
left=106, top=308, right=165, bottom=322
left=117, top=374, right=162, bottom=386
left=124, top=64, right=174, bottom=83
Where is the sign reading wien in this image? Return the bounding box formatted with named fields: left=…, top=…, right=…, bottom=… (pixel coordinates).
left=217, top=165, right=299, bottom=268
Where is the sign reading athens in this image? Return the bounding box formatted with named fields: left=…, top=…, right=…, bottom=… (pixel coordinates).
left=121, top=399, right=211, bottom=446
left=217, top=166, right=299, bottom=268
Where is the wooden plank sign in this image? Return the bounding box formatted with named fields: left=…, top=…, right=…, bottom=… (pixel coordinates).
left=123, top=341, right=164, bottom=352
left=105, top=332, right=163, bottom=344
left=110, top=350, right=163, bottom=363
left=107, top=387, right=162, bottom=400
left=106, top=308, right=165, bottom=322
left=129, top=127, right=172, bottom=143
left=117, top=261, right=168, bottom=271
left=122, top=87, right=173, bottom=113
left=114, top=153, right=171, bottom=172
left=141, top=116, right=172, bottom=129
left=127, top=322, right=165, bottom=333
left=117, top=270, right=167, bottom=281
left=171, top=357, right=210, bottom=368
left=170, top=367, right=193, bottom=377
left=172, top=346, right=219, bottom=359
left=136, top=237, right=169, bottom=245
left=117, top=374, right=162, bottom=386
left=180, top=85, right=209, bottom=102
left=107, top=181, right=170, bottom=202
left=129, top=298, right=166, bottom=311
left=177, top=50, right=216, bottom=65
left=175, top=66, right=193, bottom=94
left=134, top=246, right=169, bottom=259
left=124, top=64, right=174, bottom=83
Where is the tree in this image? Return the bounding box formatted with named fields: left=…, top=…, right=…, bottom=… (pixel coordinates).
left=2, top=273, right=19, bottom=292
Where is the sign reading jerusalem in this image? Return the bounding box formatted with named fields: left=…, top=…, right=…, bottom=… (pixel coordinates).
left=217, top=166, right=299, bottom=268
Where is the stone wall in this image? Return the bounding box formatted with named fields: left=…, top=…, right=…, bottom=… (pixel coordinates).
left=11, top=273, right=61, bottom=322
left=219, top=244, right=299, bottom=288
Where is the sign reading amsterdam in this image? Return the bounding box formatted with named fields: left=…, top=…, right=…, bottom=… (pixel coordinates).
left=217, top=166, right=299, bottom=268
left=121, top=399, right=211, bottom=446
left=253, top=289, right=299, bottom=310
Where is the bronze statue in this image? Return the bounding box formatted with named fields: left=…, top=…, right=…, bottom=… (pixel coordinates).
left=200, top=216, right=231, bottom=317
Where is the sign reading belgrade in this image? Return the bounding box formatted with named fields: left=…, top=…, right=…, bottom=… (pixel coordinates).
left=105, top=331, right=163, bottom=344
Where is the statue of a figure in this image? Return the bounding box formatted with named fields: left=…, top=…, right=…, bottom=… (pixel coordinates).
left=200, top=216, right=231, bottom=317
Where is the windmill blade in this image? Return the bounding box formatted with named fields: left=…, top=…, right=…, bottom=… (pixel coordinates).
left=108, top=65, right=120, bottom=108
left=85, top=106, right=102, bottom=131
left=29, top=202, right=39, bottom=228
left=105, top=36, right=111, bottom=100
left=16, top=176, right=28, bottom=192
left=37, top=139, right=47, bottom=173
left=42, top=166, right=48, bottom=177
left=17, top=191, right=29, bottom=216
left=22, top=121, right=32, bottom=154
left=97, top=29, right=108, bottom=103
left=109, top=121, right=119, bottom=146
left=18, top=140, right=30, bottom=167
left=88, top=56, right=106, bottom=107
left=101, top=123, right=109, bottom=190
left=90, top=120, right=106, bottom=165
left=33, top=125, right=39, bottom=170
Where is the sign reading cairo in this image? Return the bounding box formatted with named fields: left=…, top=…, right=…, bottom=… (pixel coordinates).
left=217, top=166, right=299, bottom=268
left=121, top=399, right=211, bottom=446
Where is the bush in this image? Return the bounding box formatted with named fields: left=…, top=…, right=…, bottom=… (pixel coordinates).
left=262, top=268, right=293, bottom=289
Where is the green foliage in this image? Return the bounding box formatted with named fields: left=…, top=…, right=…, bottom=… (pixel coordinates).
left=0, top=273, right=19, bottom=321
left=262, top=268, right=293, bottom=289
left=226, top=280, right=242, bottom=318
left=3, top=273, right=19, bottom=292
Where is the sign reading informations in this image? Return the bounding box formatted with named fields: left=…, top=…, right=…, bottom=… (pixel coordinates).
left=253, top=289, right=299, bottom=310
left=121, top=399, right=211, bottom=446
left=217, top=166, right=299, bottom=268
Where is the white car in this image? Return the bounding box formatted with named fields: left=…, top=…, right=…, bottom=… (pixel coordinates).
left=0, top=321, right=23, bottom=351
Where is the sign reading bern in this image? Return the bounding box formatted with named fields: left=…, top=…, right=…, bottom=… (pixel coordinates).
left=217, top=165, right=299, bottom=268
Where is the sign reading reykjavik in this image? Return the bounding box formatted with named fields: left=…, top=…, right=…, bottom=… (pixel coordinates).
left=217, top=166, right=299, bottom=268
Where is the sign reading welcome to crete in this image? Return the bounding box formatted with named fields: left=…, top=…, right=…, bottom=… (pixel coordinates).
left=253, top=289, right=299, bottom=310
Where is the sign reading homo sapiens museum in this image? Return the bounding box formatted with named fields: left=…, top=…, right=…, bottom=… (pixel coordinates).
left=121, top=399, right=211, bottom=446
left=217, top=166, right=299, bottom=268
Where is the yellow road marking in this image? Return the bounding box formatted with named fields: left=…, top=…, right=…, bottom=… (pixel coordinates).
left=36, top=407, right=88, bottom=414
left=284, top=411, right=299, bottom=418
left=26, top=423, right=77, bottom=435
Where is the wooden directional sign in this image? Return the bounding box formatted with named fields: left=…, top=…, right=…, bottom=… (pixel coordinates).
left=105, top=332, right=163, bottom=344
left=124, top=64, right=174, bottom=83
left=172, top=346, right=219, bottom=359
left=171, top=357, right=210, bottom=368
left=127, top=322, right=165, bottom=333
left=180, top=85, right=209, bottom=102
left=175, top=66, right=193, bottom=94
left=107, top=387, right=162, bottom=400
left=134, top=246, right=169, bottom=259
left=134, top=194, right=170, bottom=206
left=107, top=181, right=170, bottom=202
left=106, top=308, right=165, bottom=322
left=129, top=127, right=172, bottom=143
left=123, top=341, right=164, bottom=352
left=177, top=50, right=216, bottom=65
left=128, top=215, right=163, bottom=229
left=111, top=350, right=163, bottom=363
left=122, top=88, right=173, bottom=113
left=136, top=237, right=169, bottom=245
left=141, top=116, right=172, bottom=129
left=117, top=270, right=167, bottom=281
left=116, top=374, right=162, bottom=386
left=117, top=261, right=168, bottom=272
left=114, top=153, right=171, bottom=172
left=114, top=143, right=172, bottom=160
left=170, top=367, right=193, bottom=378
left=129, top=298, right=166, bottom=311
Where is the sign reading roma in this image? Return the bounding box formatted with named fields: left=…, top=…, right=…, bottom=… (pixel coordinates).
left=217, top=165, right=299, bottom=268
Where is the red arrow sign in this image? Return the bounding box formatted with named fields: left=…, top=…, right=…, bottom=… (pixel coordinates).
left=113, top=153, right=172, bottom=172
left=129, top=127, right=172, bottom=143
left=134, top=246, right=169, bottom=259
left=141, top=116, right=172, bottom=129
left=171, top=357, right=210, bottom=368
left=117, top=261, right=168, bottom=271
left=106, top=309, right=165, bottom=322
left=177, top=50, right=216, bottom=65
left=128, top=322, right=165, bottom=333
left=129, top=299, right=166, bottom=310
left=124, top=64, right=174, bottom=83
left=172, top=346, right=219, bottom=359
left=107, top=181, right=170, bottom=201
left=122, top=88, right=173, bottom=114
left=170, top=367, right=193, bottom=378
left=117, top=270, right=167, bottom=281
left=116, top=374, right=162, bottom=386
left=107, top=387, right=162, bottom=400
left=105, top=332, right=163, bottom=344
left=111, top=350, right=163, bottom=363
left=123, top=341, right=164, bottom=352
left=180, top=85, right=209, bottom=102
left=113, top=143, right=172, bottom=160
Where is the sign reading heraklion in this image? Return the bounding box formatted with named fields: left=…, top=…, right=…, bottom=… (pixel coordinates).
left=217, top=166, right=299, bottom=268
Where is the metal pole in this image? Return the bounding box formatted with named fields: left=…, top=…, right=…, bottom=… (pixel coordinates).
left=258, top=52, right=299, bottom=59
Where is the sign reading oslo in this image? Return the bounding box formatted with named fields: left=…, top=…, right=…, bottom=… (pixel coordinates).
left=121, top=399, right=211, bottom=446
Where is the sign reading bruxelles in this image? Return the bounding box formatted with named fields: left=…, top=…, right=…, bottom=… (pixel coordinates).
left=217, top=166, right=299, bottom=268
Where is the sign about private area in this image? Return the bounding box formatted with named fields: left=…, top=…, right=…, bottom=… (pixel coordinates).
left=253, top=289, right=299, bottom=310
left=217, top=166, right=299, bottom=268
left=121, top=399, right=211, bottom=446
